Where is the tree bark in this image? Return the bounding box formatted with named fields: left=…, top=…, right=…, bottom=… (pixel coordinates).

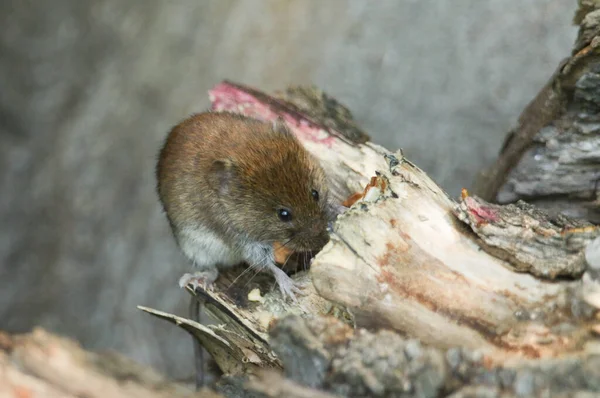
left=473, top=0, right=600, bottom=224
left=140, top=79, right=600, bottom=397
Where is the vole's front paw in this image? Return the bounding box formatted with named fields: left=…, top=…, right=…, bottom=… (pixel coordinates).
left=178, top=269, right=219, bottom=292
left=272, top=268, right=308, bottom=303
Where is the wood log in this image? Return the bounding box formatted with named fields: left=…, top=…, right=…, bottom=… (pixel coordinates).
left=0, top=328, right=220, bottom=398
left=139, top=79, right=600, bottom=396
left=136, top=5, right=600, bottom=391
left=259, top=315, right=600, bottom=397
left=473, top=1, right=600, bottom=224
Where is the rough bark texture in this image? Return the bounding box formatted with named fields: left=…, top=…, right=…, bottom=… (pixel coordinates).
left=455, top=196, right=598, bottom=279
left=262, top=316, right=600, bottom=398
left=474, top=1, right=600, bottom=225
left=140, top=81, right=600, bottom=397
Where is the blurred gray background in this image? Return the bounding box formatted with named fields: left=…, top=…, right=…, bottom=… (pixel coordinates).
left=0, top=0, right=577, bottom=379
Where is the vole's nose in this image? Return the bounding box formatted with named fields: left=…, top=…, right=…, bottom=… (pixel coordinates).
left=312, top=219, right=330, bottom=234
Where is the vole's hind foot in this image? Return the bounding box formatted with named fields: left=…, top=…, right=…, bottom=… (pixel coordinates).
left=178, top=269, right=219, bottom=292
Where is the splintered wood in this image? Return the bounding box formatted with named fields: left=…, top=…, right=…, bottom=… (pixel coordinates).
left=141, top=81, right=599, bottom=379
left=311, top=153, right=592, bottom=360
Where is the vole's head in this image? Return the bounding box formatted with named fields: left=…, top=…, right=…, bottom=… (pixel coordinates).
left=212, top=120, right=334, bottom=252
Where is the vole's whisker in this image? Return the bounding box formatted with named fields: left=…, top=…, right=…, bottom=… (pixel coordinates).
left=281, top=250, right=292, bottom=271
left=279, top=234, right=302, bottom=250
left=227, top=268, right=251, bottom=289
left=242, top=263, right=266, bottom=289
left=238, top=254, right=273, bottom=289
left=302, top=252, right=309, bottom=272
left=228, top=260, right=264, bottom=289
left=294, top=254, right=299, bottom=275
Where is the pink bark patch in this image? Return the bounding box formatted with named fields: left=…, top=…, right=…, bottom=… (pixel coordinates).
left=209, top=82, right=337, bottom=148
left=465, top=196, right=499, bottom=224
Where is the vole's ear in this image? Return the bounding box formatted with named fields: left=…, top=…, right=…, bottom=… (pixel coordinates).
left=271, top=117, right=294, bottom=137
left=210, top=158, right=237, bottom=195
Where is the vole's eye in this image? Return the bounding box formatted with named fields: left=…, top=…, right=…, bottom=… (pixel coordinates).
left=311, top=189, right=319, bottom=201
left=278, top=208, right=293, bottom=222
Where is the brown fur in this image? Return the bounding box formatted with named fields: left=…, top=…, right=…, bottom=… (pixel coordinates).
left=156, top=111, right=332, bottom=254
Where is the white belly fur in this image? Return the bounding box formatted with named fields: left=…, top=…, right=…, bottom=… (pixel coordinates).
left=178, top=225, right=244, bottom=269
